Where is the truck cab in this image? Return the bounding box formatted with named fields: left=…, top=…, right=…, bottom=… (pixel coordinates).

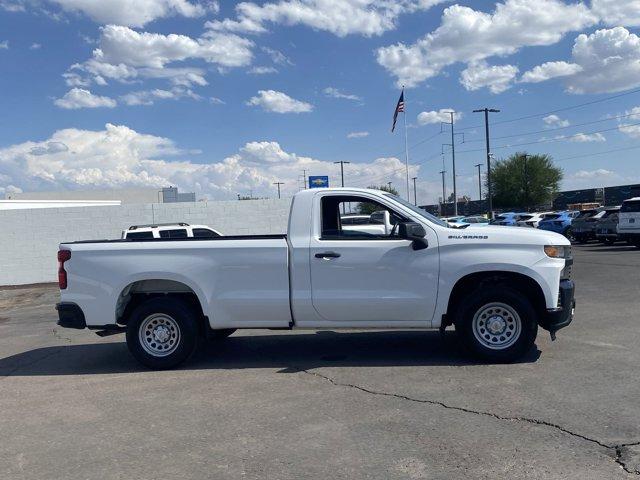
left=618, top=197, right=640, bottom=248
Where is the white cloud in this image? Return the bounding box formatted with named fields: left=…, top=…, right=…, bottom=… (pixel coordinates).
left=120, top=87, right=200, bottom=106
left=0, top=40, right=8, bottom=49
left=248, top=66, right=278, bottom=74
left=543, top=114, right=570, bottom=128
left=566, top=132, right=606, bottom=143
left=520, top=61, right=582, bottom=83
left=618, top=107, right=640, bottom=138
left=376, top=0, right=596, bottom=87
left=524, top=27, right=640, bottom=94
left=572, top=168, right=614, bottom=179
left=209, top=96, right=225, bottom=105
left=261, top=46, right=292, bottom=65
left=460, top=61, right=518, bottom=94
left=49, top=0, right=211, bottom=27
left=246, top=90, right=313, bottom=113
left=323, top=87, right=361, bottom=101
left=53, top=88, right=117, bottom=109
left=0, top=123, right=436, bottom=201
left=592, top=0, right=640, bottom=27
left=67, top=25, right=253, bottom=88
left=29, top=42, right=41, bottom=50
left=206, top=0, right=447, bottom=37
left=347, top=131, right=369, bottom=138
left=416, top=109, right=460, bottom=125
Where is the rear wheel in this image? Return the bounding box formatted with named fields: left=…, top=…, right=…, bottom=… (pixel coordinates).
left=564, top=227, right=575, bottom=242
left=455, top=286, right=538, bottom=362
left=603, top=238, right=615, bottom=246
left=126, top=297, right=199, bottom=369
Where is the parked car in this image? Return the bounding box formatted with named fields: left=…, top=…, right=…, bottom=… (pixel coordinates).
left=617, top=197, right=640, bottom=248
left=594, top=207, right=621, bottom=245
left=56, top=187, right=575, bottom=369
left=442, top=216, right=466, bottom=227
left=571, top=208, right=606, bottom=243
left=461, top=216, right=490, bottom=226
left=491, top=212, right=527, bottom=226
left=341, top=210, right=393, bottom=236
left=537, top=211, right=580, bottom=239
left=122, top=223, right=221, bottom=239
left=515, top=212, right=554, bottom=228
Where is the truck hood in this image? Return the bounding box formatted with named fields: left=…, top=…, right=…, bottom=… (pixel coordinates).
left=442, top=224, right=569, bottom=246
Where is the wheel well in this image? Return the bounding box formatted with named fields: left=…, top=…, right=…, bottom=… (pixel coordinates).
left=116, top=280, right=206, bottom=328
left=445, top=271, right=546, bottom=325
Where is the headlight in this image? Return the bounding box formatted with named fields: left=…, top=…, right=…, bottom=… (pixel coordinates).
left=544, top=245, right=570, bottom=258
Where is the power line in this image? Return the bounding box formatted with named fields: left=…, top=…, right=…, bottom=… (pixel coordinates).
left=458, top=87, right=640, bottom=132
left=553, top=144, right=640, bottom=162
left=463, top=111, right=640, bottom=143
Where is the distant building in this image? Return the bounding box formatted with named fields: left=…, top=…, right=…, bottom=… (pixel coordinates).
left=6, top=186, right=197, bottom=205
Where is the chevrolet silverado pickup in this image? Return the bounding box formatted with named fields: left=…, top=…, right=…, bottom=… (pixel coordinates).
left=56, top=188, right=575, bottom=369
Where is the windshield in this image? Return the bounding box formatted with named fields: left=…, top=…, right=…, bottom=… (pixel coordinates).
left=384, top=193, right=449, bottom=227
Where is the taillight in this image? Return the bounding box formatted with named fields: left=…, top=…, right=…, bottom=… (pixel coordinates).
left=58, top=249, right=71, bottom=289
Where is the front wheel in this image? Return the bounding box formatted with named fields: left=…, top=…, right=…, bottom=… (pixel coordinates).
left=455, top=286, right=538, bottom=362
left=564, top=227, right=575, bottom=242
left=126, top=297, right=199, bottom=369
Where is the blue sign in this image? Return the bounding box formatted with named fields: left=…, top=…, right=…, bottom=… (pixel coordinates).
left=309, top=176, right=329, bottom=189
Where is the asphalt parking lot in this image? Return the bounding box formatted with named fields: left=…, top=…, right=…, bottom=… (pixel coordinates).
left=1, top=244, right=639, bottom=479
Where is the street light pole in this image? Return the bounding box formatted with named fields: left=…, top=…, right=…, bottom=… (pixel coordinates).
left=473, top=108, right=500, bottom=219
left=474, top=163, right=483, bottom=201
left=273, top=182, right=284, bottom=199
left=411, top=177, right=418, bottom=205
left=439, top=170, right=446, bottom=216
left=333, top=161, right=350, bottom=187
left=449, top=112, right=458, bottom=215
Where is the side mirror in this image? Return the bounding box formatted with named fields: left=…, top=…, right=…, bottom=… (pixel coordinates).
left=398, top=222, right=428, bottom=250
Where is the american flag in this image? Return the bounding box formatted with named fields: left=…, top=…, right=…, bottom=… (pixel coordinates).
left=391, top=89, right=404, bottom=133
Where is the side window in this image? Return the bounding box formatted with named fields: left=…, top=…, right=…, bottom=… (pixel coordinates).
left=126, top=231, right=154, bottom=239
left=320, top=195, right=408, bottom=240
left=159, top=229, right=188, bottom=238
left=193, top=228, right=219, bottom=238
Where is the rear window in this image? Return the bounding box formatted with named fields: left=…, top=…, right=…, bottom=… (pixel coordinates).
left=126, top=231, right=154, bottom=239
left=577, top=210, right=596, bottom=218
left=159, top=229, right=188, bottom=238
left=621, top=200, right=640, bottom=213
left=519, top=215, right=533, bottom=221
left=543, top=214, right=560, bottom=220
left=193, top=228, right=219, bottom=238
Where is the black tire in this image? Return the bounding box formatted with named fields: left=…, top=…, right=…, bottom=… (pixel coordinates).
left=454, top=286, right=538, bottom=362
left=126, top=297, right=199, bottom=369
left=208, top=328, right=236, bottom=340
left=603, top=238, right=615, bottom=246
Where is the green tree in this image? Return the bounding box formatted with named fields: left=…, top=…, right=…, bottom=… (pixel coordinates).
left=357, top=184, right=399, bottom=214
left=488, top=152, right=562, bottom=210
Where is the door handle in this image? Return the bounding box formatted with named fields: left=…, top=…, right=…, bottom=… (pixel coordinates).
left=315, top=251, right=341, bottom=259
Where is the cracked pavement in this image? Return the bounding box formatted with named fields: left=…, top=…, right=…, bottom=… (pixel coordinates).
left=1, top=244, right=639, bottom=479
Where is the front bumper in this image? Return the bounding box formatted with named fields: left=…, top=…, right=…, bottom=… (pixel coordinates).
left=539, top=279, right=575, bottom=336
left=56, top=302, right=86, bottom=329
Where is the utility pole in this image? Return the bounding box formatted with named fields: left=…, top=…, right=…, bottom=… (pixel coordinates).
left=273, top=182, right=283, bottom=199
left=439, top=170, right=446, bottom=216
left=474, top=163, right=483, bottom=201
left=442, top=112, right=463, bottom=216
left=473, top=108, right=500, bottom=219
left=333, top=161, right=350, bottom=187
left=412, top=177, right=418, bottom=206
left=302, top=169, right=307, bottom=189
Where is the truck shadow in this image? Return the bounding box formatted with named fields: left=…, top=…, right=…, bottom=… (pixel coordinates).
left=0, top=330, right=541, bottom=377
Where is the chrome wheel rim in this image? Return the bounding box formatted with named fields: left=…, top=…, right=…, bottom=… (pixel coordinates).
left=139, top=314, right=181, bottom=357
left=472, top=302, right=521, bottom=350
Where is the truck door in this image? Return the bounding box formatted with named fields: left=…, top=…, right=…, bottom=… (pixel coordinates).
left=308, top=193, right=439, bottom=323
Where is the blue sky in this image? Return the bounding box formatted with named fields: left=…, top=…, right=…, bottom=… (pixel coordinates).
left=1, top=0, right=640, bottom=203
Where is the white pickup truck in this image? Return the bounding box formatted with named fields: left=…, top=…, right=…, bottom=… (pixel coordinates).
left=56, top=188, right=575, bottom=369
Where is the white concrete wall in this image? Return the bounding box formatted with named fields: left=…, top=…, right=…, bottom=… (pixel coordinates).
left=1, top=198, right=291, bottom=286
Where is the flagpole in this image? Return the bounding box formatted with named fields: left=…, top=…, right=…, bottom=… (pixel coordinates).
left=402, top=86, right=410, bottom=201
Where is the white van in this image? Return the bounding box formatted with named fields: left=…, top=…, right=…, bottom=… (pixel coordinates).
left=617, top=197, right=640, bottom=248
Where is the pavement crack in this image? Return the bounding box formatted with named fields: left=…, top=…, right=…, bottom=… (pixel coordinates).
left=301, top=368, right=640, bottom=476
